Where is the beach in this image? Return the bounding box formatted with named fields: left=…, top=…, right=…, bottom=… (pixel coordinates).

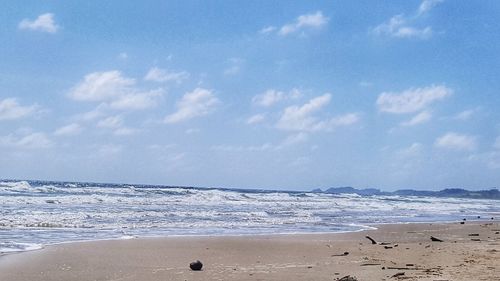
left=0, top=222, right=498, bottom=281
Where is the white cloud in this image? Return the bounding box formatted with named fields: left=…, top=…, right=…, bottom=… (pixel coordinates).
left=435, top=132, right=477, bottom=151
left=373, top=1, right=443, bottom=40
left=277, top=94, right=331, bottom=131
left=262, top=11, right=328, bottom=36
left=69, top=71, right=162, bottom=111
left=276, top=94, right=359, bottom=132
left=164, top=88, right=219, bottom=124
left=144, top=67, right=189, bottom=83
left=89, top=114, right=136, bottom=135
left=326, top=113, right=360, bottom=128
left=69, top=71, right=135, bottom=102
left=18, top=13, right=59, bottom=33
left=260, top=26, right=276, bottom=34
left=0, top=132, right=53, bottom=149
left=0, top=98, right=39, bottom=121
left=109, top=89, right=163, bottom=110
left=97, top=116, right=123, bottom=129
left=54, top=123, right=83, bottom=136
left=418, top=0, right=444, bottom=15
left=252, top=88, right=301, bottom=107
left=377, top=85, right=452, bottom=114
left=373, top=15, right=432, bottom=39
left=401, top=111, right=432, bottom=126
left=453, top=108, right=477, bottom=121
left=252, top=89, right=285, bottom=107
left=247, top=114, right=266, bottom=125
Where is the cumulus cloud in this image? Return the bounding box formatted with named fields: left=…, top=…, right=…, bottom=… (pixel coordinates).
left=54, top=123, right=83, bottom=136
left=69, top=70, right=163, bottom=110
left=144, top=67, right=189, bottom=83
left=18, top=13, right=59, bottom=33
left=401, top=111, right=432, bottom=126
left=418, top=0, right=444, bottom=15
left=0, top=98, right=39, bottom=121
left=376, top=85, right=452, bottom=114
left=69, top=71, right=135, bottom=102
left=373, top=15, right=432, bottom=39
left=95, top=116, right=137, bottom=136
left=0, top=132, right=53, bottom=149
left=279, top=11, right=329, bottom=36
left=435, top=132, right=477, bottom=151
left=252, top=88, right=301, bottom=107
left=277, top=94, right=331, bottom=131
left=373, top=0, right=443, bottom=40
left=109, top=89, right=163, bottom=110
left=260, top=26, right=277, bottom=34
left=164, top=88, right=219, bottom=124
left=246, top=114, right=266, bottom=125
left=276, top=94, right=359, bottom=132
left=262, top=11, right=328, bottom=36
left=252, top=89, right=285, bottom=107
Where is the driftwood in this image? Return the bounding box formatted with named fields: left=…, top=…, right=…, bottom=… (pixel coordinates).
left=391, top=272, right=405, bottom=278
left=338, top=275, right=358, bottom=281
left=430, top=236, right=443, bottom=242
left=365, top=235, right=377, bottom=244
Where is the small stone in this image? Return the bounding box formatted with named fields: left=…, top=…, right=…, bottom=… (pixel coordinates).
left=189, top=260, right=203, bottom=271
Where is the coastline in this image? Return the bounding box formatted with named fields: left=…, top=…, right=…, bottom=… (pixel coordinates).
left=1, top=221, right=499, bottom=281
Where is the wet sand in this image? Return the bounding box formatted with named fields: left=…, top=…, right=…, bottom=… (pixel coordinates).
left=0, top=222, right=499, bottom=281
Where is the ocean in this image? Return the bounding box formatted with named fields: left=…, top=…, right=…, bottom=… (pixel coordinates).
left=1, top=180, right=499, bottom=254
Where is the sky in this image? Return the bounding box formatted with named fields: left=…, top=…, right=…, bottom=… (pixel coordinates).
left=1, top=0, right=500, bottom=191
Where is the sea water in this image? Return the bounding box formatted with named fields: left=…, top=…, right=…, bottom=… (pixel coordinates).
left=1, top=180, right=499, bottom=254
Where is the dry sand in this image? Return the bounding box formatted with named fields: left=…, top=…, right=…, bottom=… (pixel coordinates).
left=0, top=222, right=499, bottom=281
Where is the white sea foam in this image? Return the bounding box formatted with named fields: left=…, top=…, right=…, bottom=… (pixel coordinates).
left=1, top=180, right=499, bottom=254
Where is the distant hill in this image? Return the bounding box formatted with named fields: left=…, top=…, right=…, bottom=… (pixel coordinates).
left=313, top=186, right=500, bottom=200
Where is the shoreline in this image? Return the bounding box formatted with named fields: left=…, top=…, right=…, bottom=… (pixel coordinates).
left=1, top=221, right=499, bottom=281
left=2, top=218, right=494, bottom=256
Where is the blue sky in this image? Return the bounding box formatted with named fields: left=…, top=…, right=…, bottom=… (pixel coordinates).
left=1, top=0, right=500, bottom=190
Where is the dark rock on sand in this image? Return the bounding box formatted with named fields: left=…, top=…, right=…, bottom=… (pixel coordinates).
left=189, top=260, right=203, bottom=271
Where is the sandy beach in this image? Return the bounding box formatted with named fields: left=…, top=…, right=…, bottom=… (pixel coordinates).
left=0, top=222, right=499, bottom=281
